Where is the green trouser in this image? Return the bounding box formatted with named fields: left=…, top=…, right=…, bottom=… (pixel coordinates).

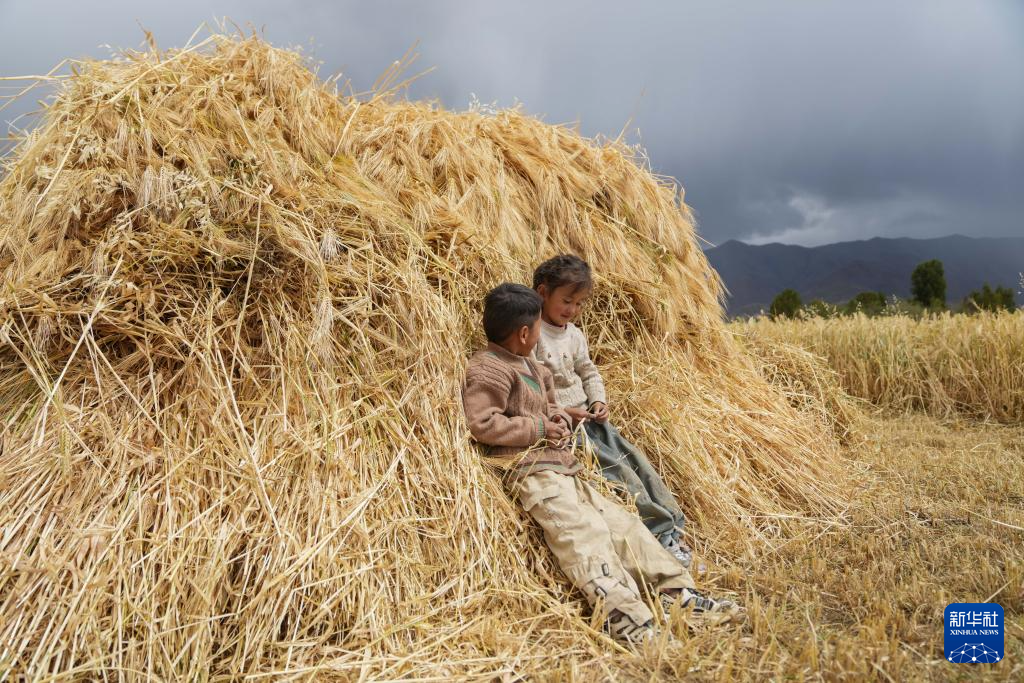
left=583, top=420, right=685, bottom=547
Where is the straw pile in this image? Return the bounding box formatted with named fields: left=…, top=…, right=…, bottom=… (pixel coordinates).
left=1, top=35, right=852, bottom=678
left=729, top=331, right=864, bottom=445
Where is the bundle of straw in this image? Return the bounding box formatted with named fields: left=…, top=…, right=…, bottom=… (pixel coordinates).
left=0, top=34, right=852, bottom=677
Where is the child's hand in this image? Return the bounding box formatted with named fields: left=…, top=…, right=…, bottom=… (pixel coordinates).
left=564, top=407, right=592, bottom=424
left=545, top=418, right=570, bottom=443
left=589, top=402, right=609, bottom=423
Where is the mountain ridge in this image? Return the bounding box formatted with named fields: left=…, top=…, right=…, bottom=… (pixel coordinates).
left=703, top=234, right=1024, bottom=316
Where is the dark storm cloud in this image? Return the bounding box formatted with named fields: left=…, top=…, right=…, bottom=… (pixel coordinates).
left=2, top=0, right=1021, bottom=246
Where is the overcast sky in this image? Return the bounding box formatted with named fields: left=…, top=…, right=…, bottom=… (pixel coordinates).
left=2, top=1, right=1021, bottom=247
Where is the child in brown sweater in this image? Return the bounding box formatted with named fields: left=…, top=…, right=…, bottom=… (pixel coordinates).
left=462, top=283, right=741, bottom=644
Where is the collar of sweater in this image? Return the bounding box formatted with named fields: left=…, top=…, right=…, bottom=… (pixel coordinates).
left=485, top=342, right=532, bottom=366
left=540, top=319, right=570, bottom=337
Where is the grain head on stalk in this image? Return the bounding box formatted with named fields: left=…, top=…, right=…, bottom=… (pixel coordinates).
left=0, top=32, right=854, bottom=678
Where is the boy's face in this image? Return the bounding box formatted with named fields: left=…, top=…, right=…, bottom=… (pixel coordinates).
left=504, top=316, right=542, bottom=356
left=538, top=283, right=591, bottom=326
left=523, top=316, right=542, bottom=353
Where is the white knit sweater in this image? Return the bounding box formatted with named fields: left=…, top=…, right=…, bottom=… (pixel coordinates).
left=532, top=319, right=607, bottom=410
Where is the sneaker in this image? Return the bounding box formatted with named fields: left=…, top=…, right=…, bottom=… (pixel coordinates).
left=605, top=609, right=656, bottom=645
left=660, top=588, right=744, bottom=626
left=664, top=539, right=693, bottom=568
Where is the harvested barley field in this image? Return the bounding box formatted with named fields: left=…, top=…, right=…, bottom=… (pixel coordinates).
left=722, top=411, right=1024, bottom=681
left=733, top=311, right=1024, bottom=424
left=0, top=33, right=1020, bottom=680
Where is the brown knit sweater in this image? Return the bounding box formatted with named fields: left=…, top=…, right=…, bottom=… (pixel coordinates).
left=462, top=342, right=581, bottom=480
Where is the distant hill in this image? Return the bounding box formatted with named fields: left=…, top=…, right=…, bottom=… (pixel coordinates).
left=703, top=234, right=1024, bottom=317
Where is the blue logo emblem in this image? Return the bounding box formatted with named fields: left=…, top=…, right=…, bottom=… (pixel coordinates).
left=944, top=603, right=1003, bottom=663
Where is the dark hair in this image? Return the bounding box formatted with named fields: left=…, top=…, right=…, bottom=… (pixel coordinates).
left=483, top=283, right=543, bottom=343
left=532, top=254, right=593, bottom=294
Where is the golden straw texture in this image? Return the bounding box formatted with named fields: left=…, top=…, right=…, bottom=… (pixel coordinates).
left=1, top=35, right=853, bottom=678
left=733, top=311, right=1024, bottom=423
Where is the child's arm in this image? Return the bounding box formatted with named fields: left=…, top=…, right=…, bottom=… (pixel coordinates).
left=572, top=327, right=607, bottom=409
left=463, top=367, right=550, bottom=448
left=538, top=364, right=573, bottom=428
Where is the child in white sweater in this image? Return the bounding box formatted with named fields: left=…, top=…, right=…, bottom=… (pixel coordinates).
left=531, top=254, right=693, bottom=566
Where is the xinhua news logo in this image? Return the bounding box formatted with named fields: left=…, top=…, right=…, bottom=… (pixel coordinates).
left=944, top=603, right=1003, bottom=664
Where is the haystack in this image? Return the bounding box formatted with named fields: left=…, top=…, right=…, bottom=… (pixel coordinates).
left=0, top=34, right=852, bottom=678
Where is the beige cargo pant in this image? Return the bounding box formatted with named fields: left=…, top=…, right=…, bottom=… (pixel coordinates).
left=514, top=469, right=696, bottom=625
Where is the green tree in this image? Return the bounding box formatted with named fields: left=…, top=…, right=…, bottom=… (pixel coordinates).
left=997, top=285, right=1015, bottom=311
left=803, top=298, right=837, bottom=318
left=770, top=288, right=802, bottom=319
left=962, top=283, right=1016, bottom=313
left=843, top=291, right=887, bottom=317
left=882, top=296, right=926, bottom=319
left=910, top=259, right=946, bottom=309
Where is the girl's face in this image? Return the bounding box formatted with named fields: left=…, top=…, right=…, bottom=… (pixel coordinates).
left=539, top=283, right=591, bottom=326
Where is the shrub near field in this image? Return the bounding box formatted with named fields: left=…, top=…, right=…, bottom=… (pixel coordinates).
left=732, top=310, right=1024, bottom=423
